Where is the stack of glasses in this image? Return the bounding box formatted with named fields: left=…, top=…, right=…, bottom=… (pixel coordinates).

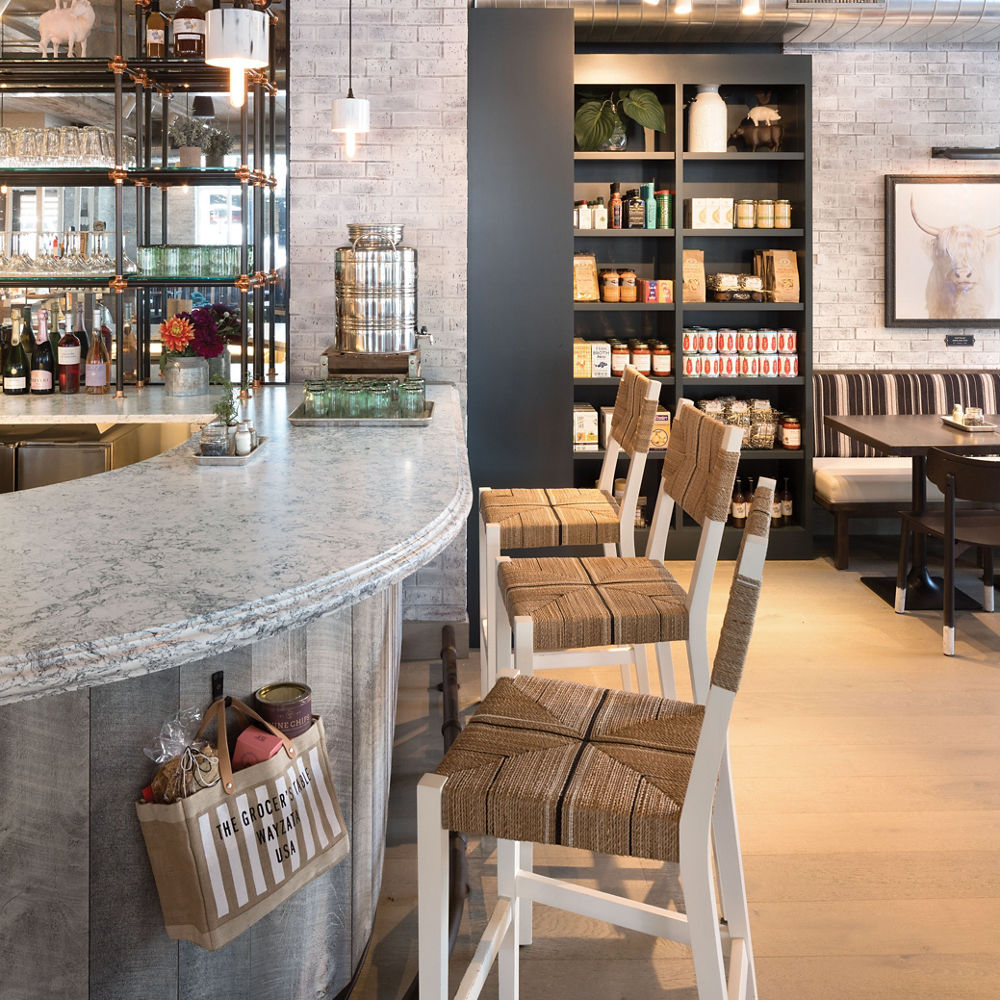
left=303, top=376, right=426, bottom=419
left=138, top=245, right=243, bottom=278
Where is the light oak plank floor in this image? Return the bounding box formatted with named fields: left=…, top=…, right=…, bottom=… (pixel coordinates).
left=355, top=541, right=1000, bottom=999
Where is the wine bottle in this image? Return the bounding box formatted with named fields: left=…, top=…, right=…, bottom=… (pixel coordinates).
left=48, top=307, right=62, bottom=365
left=730, top=477, right=747, bottom=529
left=771, top=480, right=784, bottom=527
left=172, top=0, right=206, bottom=58
left=20, top=304, right=36, bottom=356
left=146, top=0, right=167, bottom=58
left=58, top=315, right=82, bottom=394
left=30, top=308, right=55, bottom=394
left=121, top=314, right=138, bottom=382
left=73, top=302, right=90, bottom=382
left=781, top=477, right=794, bottom=527
left=85, top=320, right=111, bottom=395
left=3, top=313, right=29, bottom=395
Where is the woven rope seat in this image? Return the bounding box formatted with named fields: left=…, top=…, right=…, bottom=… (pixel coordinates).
left=435, top=673, right=704, bottom=863
left=479, top=487, right=622, bottom=549
left=498, top=555, right=690, bottom=651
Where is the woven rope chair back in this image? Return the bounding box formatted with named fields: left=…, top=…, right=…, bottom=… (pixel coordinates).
left=660, top=403, right=741, bottom=526
left=711, top=483, right=773, bottom=694
left=610, top=365, right=659, bottom=457
left=925, top=448, right=1000, bottom=506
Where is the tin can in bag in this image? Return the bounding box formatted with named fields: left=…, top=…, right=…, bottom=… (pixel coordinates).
left=255, top=682, right=314, bottom=738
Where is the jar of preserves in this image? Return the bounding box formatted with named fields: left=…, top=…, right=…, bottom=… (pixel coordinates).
left=774, top=199, right=792, bottom=228
left=755, top=199, right=775, bottom=228
left=630, top=342, right=651, bottom=374
left=652, top=344, right=672, bottom=376
left=780, top=415, right=802, bottom=449
left=735, top=199, right=756, bottom=229
left=619, top=269, right=637, bottom=303
left=610, top=342, right=630, bottom=376
left=600, top=269, right=621, bottom=303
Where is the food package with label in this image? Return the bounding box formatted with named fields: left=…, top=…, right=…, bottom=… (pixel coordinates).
left=573, top=253, right=600, bottom=302
left=682, top=250, right=706, bottom=303
left=755, top=249, right=800, bottom=303
left=657, top=278, right=674, bottom=304
left=648, top=407, right=672, bottom=452
left=573, top=403, right=599, bottom=451
left=573, top=338, right=592, bottom=378
left=591, top=340, right=611, bottom=378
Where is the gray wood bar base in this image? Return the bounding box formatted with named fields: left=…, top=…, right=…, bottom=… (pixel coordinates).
left=0, top=385, right=471, bottom=1000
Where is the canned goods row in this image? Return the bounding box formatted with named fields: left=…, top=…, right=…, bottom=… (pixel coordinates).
left=682, top=353, right=798, bottom=378
left=682, top=326, right=797, bottom=356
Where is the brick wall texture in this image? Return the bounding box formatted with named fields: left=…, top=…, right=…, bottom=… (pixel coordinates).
left=788, top=42, right=1000, bottom=370
left=289, top=0, right=468, bottom=623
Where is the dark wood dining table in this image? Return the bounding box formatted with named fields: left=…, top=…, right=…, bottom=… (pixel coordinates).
left=825, top=413, right=1000, bottom=610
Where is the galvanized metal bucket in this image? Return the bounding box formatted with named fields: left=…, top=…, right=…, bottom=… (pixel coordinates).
left=335, top=223, right=417, bottom=353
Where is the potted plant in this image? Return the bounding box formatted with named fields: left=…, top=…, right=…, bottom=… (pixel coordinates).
left=202, top=128, right=234, bottom=168
left=167, top=114, right=208, bottom=167
left=159, top=309, right=227, bottom=395
left=574, top=88, right=666, bottom=152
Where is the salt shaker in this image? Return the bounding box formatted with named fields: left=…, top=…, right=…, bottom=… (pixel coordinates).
left=235, top=421, right=253, bottom=456
left=951, top=403, right=965, bottom=423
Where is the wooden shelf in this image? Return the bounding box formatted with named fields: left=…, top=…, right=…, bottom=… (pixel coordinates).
left=574, top=152, right=675, bottom=161
left=574, top=302, right=675, bottom=311
left=683, top=152, right=805, bottom=161
left=573, top=229, right=675, bottom=237
left=683, top=302, right=804, bottom=312
left=574, top=376, right=675, bottom=386
left=682, top=228, right=804, bottom=237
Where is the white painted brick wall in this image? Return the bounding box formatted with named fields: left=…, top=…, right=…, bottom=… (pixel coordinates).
left=289, top=0, right=468, bottom=622
left=786, top=42, right=1000, bottom=370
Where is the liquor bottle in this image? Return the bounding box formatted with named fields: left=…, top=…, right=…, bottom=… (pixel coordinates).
left=121, top=315, right=138, bottom=382
left=780, top=477, right=794, bottom=527
left=771, top=480, right=784, bottom=527
left=20, top=304, right=36, bottom=356
left=625, top=188, right=646, bottom=229
left=58, top=314, right=82, bottom=394
left=30, top=309, right=55, bottom=394
left=73, top=302, right=90, bottom=383
left=146, top=0, right=167, bottom=58
left=608, top=182, right=623, bottom=230
left=172, top=0, right=206, bottom=58
left=730, top=477, right=747, bottom=529
left=3, top=313, right=29, bottom=395
left=85, top=321, right=111, bottom=395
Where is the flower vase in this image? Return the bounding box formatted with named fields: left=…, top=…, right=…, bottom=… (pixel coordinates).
left=208, top=352, right=229, bottom=383
left=163, top=355, right=210, bottom=396
left=178, top=146, right=202, bottom=168
left=687, top=85, right=728, bottom=153
left=205, top=152, right=225, bottom=168
left=598, top=111, right=628, bottom=152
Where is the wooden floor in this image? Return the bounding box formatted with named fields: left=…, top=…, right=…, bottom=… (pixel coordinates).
left=355, top=540, right=1000, bottom=999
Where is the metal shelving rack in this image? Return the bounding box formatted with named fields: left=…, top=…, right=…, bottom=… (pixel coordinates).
left=0, top=0, right=283, bottom=395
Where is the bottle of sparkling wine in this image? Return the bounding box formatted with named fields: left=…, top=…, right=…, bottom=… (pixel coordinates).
left=58, top=313, right=82, bottom=394
left=3, top=312, right=30, bottom=395
left=20, top=304, right=36, bottom=356
left=85, top=319, right=111, bottom=395
left=73, top=301, right=90, bottom=382
left=30, top=308, right=56, bottom=394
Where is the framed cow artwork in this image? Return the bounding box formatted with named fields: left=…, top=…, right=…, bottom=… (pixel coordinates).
left=885, top=174, right=1000, bottom=327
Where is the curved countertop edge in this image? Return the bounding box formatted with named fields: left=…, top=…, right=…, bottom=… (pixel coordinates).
left=0, top=387, right=472, bottom=707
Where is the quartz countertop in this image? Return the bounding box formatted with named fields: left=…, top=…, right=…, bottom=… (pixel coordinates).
left=0, top=384, right=471, bottom=706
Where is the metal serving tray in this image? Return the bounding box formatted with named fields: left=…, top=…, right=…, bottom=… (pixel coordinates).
left=287, top=402, right=433, bottom=427
left=941, top=416, right=998, bottom=433
left=193, top=437, right=268, bottom=466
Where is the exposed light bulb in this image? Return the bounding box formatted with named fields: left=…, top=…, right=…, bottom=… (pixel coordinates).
left=742, top=0, right=761, bottom=13
left=345, top=131, right=357, bottom=158
left=643, top=0, right=662, bottom=5
left=0, top=185, right=7, bottom=196
left=674, top=0, right=693, bottom=14
left=228, top=66, right=246, bottom=109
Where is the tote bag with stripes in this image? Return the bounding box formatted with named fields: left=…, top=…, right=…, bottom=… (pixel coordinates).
left=136, top=696, right=349, bottom=950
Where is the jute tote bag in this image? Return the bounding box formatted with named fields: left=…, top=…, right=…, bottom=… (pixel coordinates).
left=136, top=696, right=349, bottom=950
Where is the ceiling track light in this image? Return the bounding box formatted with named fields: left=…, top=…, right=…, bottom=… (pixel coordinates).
left=331, top=0, right=370, bottom=158
left=205, top=1, right=269, bottom=110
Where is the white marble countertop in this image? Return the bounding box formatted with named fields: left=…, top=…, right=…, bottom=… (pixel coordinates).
left=0, top=384, right=471, bottom=706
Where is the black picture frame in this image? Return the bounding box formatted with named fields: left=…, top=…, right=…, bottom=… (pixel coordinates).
left=885, top=174, right=1000, bottom=328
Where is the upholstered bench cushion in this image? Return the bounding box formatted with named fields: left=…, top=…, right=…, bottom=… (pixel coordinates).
left=481, top=487, right=621, bottom=549
left=435, top=674, right=704, bottom=862
left=813, top=457, right=945, bottom=505
left=498, top=555, right=689, bottom=651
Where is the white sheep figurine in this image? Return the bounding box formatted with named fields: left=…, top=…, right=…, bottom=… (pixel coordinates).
left=38, top=0, right=96, bottom=59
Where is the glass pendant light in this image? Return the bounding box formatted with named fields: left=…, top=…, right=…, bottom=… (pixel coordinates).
left=331, top=0, right=370, bottom=158
left=205, top=1, right=269, bottom=110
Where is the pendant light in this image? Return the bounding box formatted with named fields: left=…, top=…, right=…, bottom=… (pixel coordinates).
left=192, top=96, right=216, bottom=119
left=205, top=1, right=269, bottom=110
left=331, top=0, right=369, bottom=158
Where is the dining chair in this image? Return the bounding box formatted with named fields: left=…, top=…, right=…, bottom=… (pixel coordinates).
left=417, top=483, right=774, bottom=1000
left=478, top=365, right=661, bottom=697
left=895, top=448, right=1000, bottom=655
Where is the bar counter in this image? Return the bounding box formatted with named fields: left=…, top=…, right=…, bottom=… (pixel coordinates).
left=0, top=383, right=471, bottom=999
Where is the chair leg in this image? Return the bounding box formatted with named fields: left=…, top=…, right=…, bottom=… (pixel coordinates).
left=497, top=839, right=522, bottom=1000
left=833, top=511, right=850, bottom=570
left=417, top=774, right=450, bottom=1000
left=686, top=632, right=711, bottom=705
left=983, top=547, right=995, bottom=613
left=943, top=528, right=956, bottom=657
left=483, top=522, right=503, bottom=699
left=511, top=615, right=535, bottom=946
left=895, top=520, right=911, bottom=614
left=632, top=643, right=651, bottom=695
left=654, top=641, right=676, bottom=699
left=680, top=834, right=727, bottom=1000
left=495, top=559, right=515, bottom=681
left=712, top=747, right=757, bottom=1000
